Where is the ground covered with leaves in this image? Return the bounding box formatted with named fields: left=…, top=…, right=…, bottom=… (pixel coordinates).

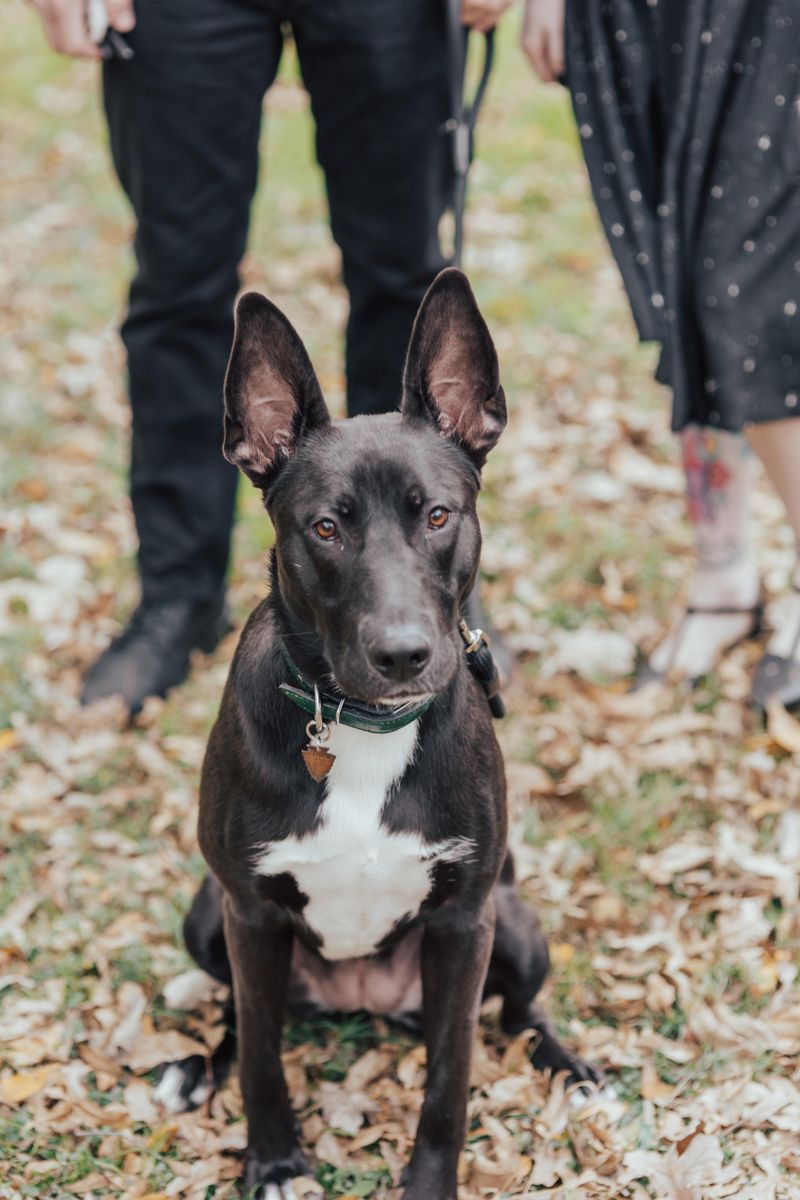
left=2, top=12, right=799, bottom=1200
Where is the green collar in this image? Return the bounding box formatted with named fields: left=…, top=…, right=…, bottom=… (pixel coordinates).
left=277, top=641, right=435, bottom=734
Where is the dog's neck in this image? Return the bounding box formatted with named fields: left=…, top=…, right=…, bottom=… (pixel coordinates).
left=268, top=585, right=336, bottom=692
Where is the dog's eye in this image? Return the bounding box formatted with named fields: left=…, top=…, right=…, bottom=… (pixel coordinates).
left=428, top=507, right=450, bottom=530
left=313, top=519, right=338, bottom=541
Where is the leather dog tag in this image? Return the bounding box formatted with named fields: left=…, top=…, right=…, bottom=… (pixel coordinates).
left=302, top=744, right=335, bottom=782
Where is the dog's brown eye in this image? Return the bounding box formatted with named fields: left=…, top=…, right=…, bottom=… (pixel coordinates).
left=313, top=519, right=338, bottom=541
left=428, top=507, right=450, bottom=530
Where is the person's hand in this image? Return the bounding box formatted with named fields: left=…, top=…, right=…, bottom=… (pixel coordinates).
left=521, top=0, right=566, bottom=82
left=461, top=0, right=516, bottom=35
left=27, top=0, right=135, bottom=60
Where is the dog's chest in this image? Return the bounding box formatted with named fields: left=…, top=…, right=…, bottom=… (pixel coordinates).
left=253, top=722, right=470, bottom=960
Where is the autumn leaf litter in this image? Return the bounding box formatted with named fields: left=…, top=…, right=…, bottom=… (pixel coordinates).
left=2, top=47, right=800, bottom=1200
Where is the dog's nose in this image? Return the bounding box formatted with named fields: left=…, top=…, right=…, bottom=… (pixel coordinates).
left=371, top=626, right=432, bottom=681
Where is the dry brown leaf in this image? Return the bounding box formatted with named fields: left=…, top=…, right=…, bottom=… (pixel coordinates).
left=640, top=1063, right=677, bottom=1103
left=397, top=1045, right=426, bottom=1090
left=767, top=700, right=800, bottom=754
left=123, top=1030, right=208, bottom=1072
left=505, top=760, right=556, bottom=797
left=645, top=973, right=677, bottom=1013
left=124, top=1079, right=159, bottom=1124
left=0, top=1064, right=56, bottom=1104
left=314, top=1129, right=350, bottom=1169
left=317, top=1080, right=374, bottom=1136
left=343, top=1047, right=394, bottom=1093
left=624, top=1132, right=731, bottom=1199
left=569, top=1112, right=624, bottom=1176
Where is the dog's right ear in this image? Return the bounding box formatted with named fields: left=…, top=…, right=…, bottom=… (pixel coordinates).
left=401, top=268, right=506, bottom=470
left=223, top=292, right=330, bottom=491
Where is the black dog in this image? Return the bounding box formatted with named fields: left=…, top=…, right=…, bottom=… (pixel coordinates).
left=155, top=270, right=598, bottom=1199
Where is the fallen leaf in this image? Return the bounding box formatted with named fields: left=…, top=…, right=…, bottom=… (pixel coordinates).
left=123, top=1030, right=208, bottom=1072
left=767, top=700, right=800, bottom=754
left=0, top=1065, right=56, bottom=1104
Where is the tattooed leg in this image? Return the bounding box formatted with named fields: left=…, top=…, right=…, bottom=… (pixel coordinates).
left=649, top=426, right=761, bottom=677
left=747, top=420, right=800, bottom=663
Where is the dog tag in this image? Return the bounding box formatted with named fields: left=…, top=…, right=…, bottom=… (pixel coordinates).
left=302, top=691, right=336, bottom=782
left=302, top=743, right=336, bottom=782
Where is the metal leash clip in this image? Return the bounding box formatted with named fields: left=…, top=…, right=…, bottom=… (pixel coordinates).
left=458, top=618, right=489, bottom=653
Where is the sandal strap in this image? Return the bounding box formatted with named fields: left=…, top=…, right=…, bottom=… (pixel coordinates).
left=657, top=598, right=764, bottom=675
left=789, top=586, right=800, bottom=657
left=685, top=601, right=764, bottom=617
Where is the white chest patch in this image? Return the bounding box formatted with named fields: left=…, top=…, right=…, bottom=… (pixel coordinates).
left=253, top=721, right=473, bottom=960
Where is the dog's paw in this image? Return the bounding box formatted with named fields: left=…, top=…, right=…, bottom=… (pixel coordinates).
left=399, top=1153, right=457, bottom=1200
left=243, top=1148, right=320, bottom=1199
left=249, top=1183, right=323, bottom=1200
left=564, top=1052, right=604, bottom=1090
left=532, top=1034, right=604, bottom=1093
left=153, top=1056, right=213, bottom=1113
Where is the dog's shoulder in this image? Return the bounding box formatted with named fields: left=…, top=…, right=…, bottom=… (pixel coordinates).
left=199, top=601, right=321, bottom=848
left=230, top=597, right=279, bottom=679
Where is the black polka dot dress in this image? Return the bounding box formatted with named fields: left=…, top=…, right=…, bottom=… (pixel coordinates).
left=565, top=0, right=800, bottom=431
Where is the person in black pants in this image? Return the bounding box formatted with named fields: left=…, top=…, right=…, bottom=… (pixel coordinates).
left=29, top=0, right=513, bottom=714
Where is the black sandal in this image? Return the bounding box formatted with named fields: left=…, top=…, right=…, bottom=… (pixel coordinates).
left=632, top=599, right=765, bottom=691
left=751, top=585, right=800, bottom=712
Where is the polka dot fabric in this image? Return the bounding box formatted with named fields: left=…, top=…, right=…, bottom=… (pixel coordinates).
left=565, top=0, right=800, bottom=431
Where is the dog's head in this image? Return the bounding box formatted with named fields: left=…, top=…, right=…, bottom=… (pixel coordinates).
left=223, top=268, right=506, bottom=704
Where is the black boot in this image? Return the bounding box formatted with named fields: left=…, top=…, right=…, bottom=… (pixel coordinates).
left=81, top=595, right=232, bottom=715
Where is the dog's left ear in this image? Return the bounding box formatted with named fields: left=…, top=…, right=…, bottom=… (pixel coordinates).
left=401, top=268, right=506, bottom=468
left=223, top=292, right=330, bottom=491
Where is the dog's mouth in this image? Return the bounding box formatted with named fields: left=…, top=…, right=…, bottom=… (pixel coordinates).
left=324, top=637, right=460, bottom=710
left=325, top=672, right=437, bottom=710
left=373, top=692, right=436, bottom=709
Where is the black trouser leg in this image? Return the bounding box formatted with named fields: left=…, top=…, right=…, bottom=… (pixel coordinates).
left=103, top=1, right=283, bottom=604
left=295, top=0, right=451, bottom=416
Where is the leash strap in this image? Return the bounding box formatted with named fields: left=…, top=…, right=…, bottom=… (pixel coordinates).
left=459, top=620, right=506, bottom=719
left=445, top=0, right=495, bottom=266
left=445, top=3, right=505, bottom=719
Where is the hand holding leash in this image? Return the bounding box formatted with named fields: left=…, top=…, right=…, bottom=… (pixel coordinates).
left=88, top=0, right=135, bottom=60
left=27, top=0, right=135, bottom=60
left=461, top=0, right=516, bottom=34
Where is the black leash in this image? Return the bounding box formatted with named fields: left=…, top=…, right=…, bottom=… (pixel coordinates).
left=445, top=3, right=505, bottom=719
left=458, top=619, right=505, bottom=720
left=445, top=0, right=495, bottom=267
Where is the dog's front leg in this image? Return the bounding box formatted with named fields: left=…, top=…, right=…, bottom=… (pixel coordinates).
left=224, top=899, right=308, bottom=1192
left=401, top=905, right=495, bottom=1200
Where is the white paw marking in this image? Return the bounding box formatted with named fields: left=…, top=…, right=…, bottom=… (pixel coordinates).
left=188, top=1079, right=213, bottom=1106
left=568, top=1080, right=619, bottom=1111
left=153, top=1064, right=189, bottom=1113
left=253, top=722, right=475, bottom=960
left=259, top=1185, right=297, bottom=1200
left=162, top=967, right=218, bottom=1009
